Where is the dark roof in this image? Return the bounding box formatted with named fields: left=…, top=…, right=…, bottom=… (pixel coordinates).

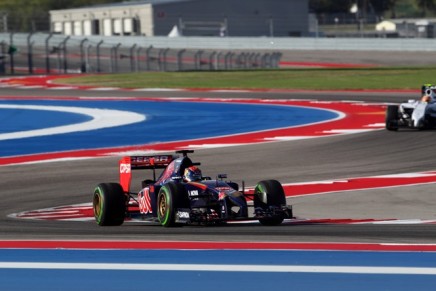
left=86, top=0, right=190, bottom=8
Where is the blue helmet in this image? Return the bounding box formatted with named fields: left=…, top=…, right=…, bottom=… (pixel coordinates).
left=183, top=166, right=202, bottom=182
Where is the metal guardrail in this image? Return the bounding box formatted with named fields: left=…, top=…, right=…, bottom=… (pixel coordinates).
left=0, top=33, right=282, bottom=75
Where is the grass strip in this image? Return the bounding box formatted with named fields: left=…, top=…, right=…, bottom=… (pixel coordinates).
left=56, top=67, right=436, bottom=91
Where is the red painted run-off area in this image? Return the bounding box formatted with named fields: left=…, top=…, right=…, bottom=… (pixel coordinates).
left=284, top=172, right=436, bottom=197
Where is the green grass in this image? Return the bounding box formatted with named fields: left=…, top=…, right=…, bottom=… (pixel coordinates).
left=56, top=67, right=436, bottom=91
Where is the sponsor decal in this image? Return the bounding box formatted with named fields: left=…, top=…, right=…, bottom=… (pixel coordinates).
left=138, top=189, right=153, bottom=214
left=189, top=190, right=199, bottom=197
left=176, top=211, right=190, bottom=219
left=218, top=192, right=226, bottom=200
left=175, top=209, right=190, bottom=223
left=132, top=155, right=171, bottom=165
left=119, top=163, right=131, bottom=174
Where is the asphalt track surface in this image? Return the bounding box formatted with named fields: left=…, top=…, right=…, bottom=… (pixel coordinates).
left=1, top=85, right=436, bottom=244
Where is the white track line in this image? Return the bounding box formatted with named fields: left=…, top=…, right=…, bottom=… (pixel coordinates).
left=1, top=262, right=436, bottom=275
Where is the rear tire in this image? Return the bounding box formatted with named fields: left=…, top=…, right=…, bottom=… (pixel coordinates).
left=227, top=182, right=239, bottom=191
left=157, top=182, right=189, bottom=227
left=386, top=105, right=399, bottom=131
left=254, top=180, right=286, bottom=226
left=93, top=183, right=126, bottom=226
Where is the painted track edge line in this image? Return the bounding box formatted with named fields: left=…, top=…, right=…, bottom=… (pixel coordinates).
left=2, top=262, right=436, bottom=274
left=1, top=241, right=436, bottom=252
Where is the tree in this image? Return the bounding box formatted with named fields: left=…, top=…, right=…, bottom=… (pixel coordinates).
left=370, top=0, right=397, bottom=18
left=415, top=0, right=436, bottom=16
left=309, top=0, right=353, bottom=13
left=310, top=0, right=397, bottom=17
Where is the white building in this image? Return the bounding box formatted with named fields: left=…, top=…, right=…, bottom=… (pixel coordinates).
left=375, top=18, right=436, bottom=38
left=49, top=0, right=309, bottom=37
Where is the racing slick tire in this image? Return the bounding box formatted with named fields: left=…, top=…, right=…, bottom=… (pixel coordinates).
left=253, top=180, right=287, bottom=226
left=385, top=105, right=399, bottom=131
left=227, top=182, right=239, bottom=191
left=93, top=183, right=126, bottom=226
left=157, top=182, right=190, bottom=227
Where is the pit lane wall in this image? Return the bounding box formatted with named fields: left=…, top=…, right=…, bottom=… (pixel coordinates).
left=0, top=33, right=435, bottom=74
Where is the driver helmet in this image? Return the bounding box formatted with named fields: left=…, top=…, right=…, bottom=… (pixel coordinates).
left=183, top=166, right=202, bottom=182
left=422, top=86, right=436, bottom=102
left=422, top=84, right=433, bottom=95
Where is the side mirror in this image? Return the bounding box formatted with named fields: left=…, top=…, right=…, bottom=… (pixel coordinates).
left=217, top=174, right=227, bottom=180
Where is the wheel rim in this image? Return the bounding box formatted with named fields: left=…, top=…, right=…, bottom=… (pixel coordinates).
left=93, top=192, right=102, bottom=220
left=158, top=192, right=167, bottom=218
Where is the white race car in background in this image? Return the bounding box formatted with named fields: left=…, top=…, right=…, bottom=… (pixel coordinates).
left=386, top=84, right=436, bottom=131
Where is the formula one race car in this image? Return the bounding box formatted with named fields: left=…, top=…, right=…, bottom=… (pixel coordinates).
left=93, top=150, right=293, bottom=227
left=386, top=84, right=436, bottom=130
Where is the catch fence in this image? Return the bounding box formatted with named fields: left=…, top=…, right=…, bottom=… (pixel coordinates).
left=0, top=33, right=282, bottom=75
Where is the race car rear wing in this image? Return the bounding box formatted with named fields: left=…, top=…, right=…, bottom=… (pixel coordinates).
left=119, top=155, right=174, bottom=192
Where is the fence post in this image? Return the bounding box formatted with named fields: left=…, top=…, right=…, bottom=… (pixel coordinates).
left=194, top=50, right=203, bottom=70
left=209, top=51, right=216, bottom=70
left=0, top=41, right=5, bottom=74
left=254, top=53, right=261, bottom=68
left=136, top=46, right=142, bottom=72
left=96, top=40, right=103, bottom=72
left=130, top=44, right=137, bottom=72
left=61, top=36, right=70, bottom=73
left=177, top=49, right=185, bottom=71
left=45, top=33, right=53, bottom=74
left=146, top=45, right=153, bottom=71
left=80, top=38, right=88, bottom=73
left=157, top=48, right=167, bottom=71
left=261, top=53, right=270, bottom=68
left=56, top=43, right=62, bottom=72
left=238, top=52, right=247, bottom=69
left=9, top=32, right=14, bottom=75
left=86, top=44, right=92, bottom=72
left=111, top=43, right=121, bottom=73
left=216, top=52, right=223, bottom=70
left=272, top=52, right=282, bottom=68
left=247, top=53, right=253, bottom=68
left=27, top=32, right=35, bottom=74
left=224, top=52, right=231, bottom=70
left=162, top=48, right=169, bottom=71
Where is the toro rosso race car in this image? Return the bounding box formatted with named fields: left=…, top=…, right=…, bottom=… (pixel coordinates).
left=93, top=150, right=293, bottom=227
left=386, top=84, right=436, bottom=130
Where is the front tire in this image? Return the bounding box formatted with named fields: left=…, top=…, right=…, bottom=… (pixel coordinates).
left=386, top=105, right=399, bottom=131
left=254, top=180, right=286, bottom=226
left=157, top=182, right=189, bottom=227
left=93, top=183, right=126, bottom=226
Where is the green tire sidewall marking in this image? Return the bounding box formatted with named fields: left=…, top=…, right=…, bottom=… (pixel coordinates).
left=255, top=183, right=266, bottom=204
left=159, top=187, right=171, bottom=226
left=255, top=184, right=264, bottom=193
left=94, top=187, right=104, bottom=224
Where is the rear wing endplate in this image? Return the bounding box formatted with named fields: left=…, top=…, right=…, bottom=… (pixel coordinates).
left=119, top=155, right=174, bottom=192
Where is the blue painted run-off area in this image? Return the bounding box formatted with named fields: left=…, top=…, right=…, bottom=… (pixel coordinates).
left=0, top=99, right=338, bottom=157
left=1, top=249, right=435, bottom=291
